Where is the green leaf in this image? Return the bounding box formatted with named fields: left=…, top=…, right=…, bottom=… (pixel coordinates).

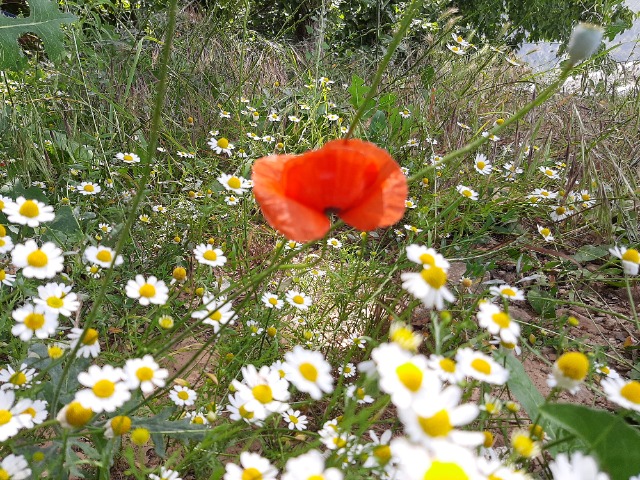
left=368, top=110, right=386, bottom=138
left=504, top=353, right=546, bottom=424
left=540, top=403, right=640, bottom=480
left=572, top=245, right=610, bottom=263
left=527, top=288, right=555, bottom=318
left=348, top=74, right=375, bottom=119
left=0, top=0, right=76, bottom=70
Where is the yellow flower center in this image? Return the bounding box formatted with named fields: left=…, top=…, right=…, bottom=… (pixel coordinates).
left=288, top=415, right=299, bottom=424
left=391, top=327, right=417, bottom=350
left=439, top=358, right=456, bottom=373
left=420, top=266, right=447, bottom=289
left=556, top=206, right=566, bottom=215
left=545, top=169, right=553, bottom=176
left=9, top=371, right=27, bottom=385
left=82, top=328, right=99, bottom=345
left=0, top=270, right=5, bottom=281
left=209, top=310, right=223, bottom=321
left=47, top=296, right=64, bottom=308
left=203, top=250, right=218, bottom=261
left=24, top=313, right=45, bottom=330
left=299, top=362, right=318, bottom=382
left=19, top=199, right=40, bottom=218
left=0, top=410, right=12, bottom=425
left=123, top=154, right=133, bottom=162
left=139, top=283, right=156, bottom=298
left=308, top=476, right=325, bottom=480
left=419, top=409, right=453, bottom=437
left=0, top=239, right=4, bottom=247
left=193, top=416, right=204, bottom=424
left=27, top=249, right=48, bottom=267
left=111, top=416, right=132, bottom=435
left=136, top=366, right=154, bottom=382
left=491, top=312, right=511, bottom=328
left=423, top=461, right=469, bottom=480
left=252, top=385, right=273, bottom=404
left=462, top=189, right=472, bottom=197
left=620, top=381, right=640, bottom=404
left=541, top=228, right=551, bottom=236
left=65, top=401, right=93, bottom=427
left=471, top=358, right=492, bottom=375
left=90, top=265, right=100, bottom=274
left=217, top=138, right=229, bottom=149
left=622, top=249, right=640, bottom=264
left=356, top=387, right=366, bottom=399
left=131, top=428, right=150, bottom=445
left=396, top=362, right=423, bottom=392
left=227, top=176, right=241, bottom=189
left=242, top=468, right=263, bottom=480
left=557, top=352, right=589, bottom=380
left=501, top=288, right=516, bottom=297
left=581, top=193, right=591, bottom=201
left=477, top=161, right=486, bottom=169
left=48, top=345, right=64, bottom=359
left=239, top=405, right=254, bottom=419
left=22, top=407, right=37, bottom=417
left=512, top=434, right=536, bottom=458
left=268, top=297, right=278, bottom=305
left=92, top=379, right=115, bottom=398
left=419, top=253, right=435, bottom=266
left=83, top=184, right=95, bottom=192
left=177, top=390, right=190, bottom=400
left=293, top=295, right=305, bottom=304
left=373, top=445, right=391, bottom=464
left=96, top=249, right=112, bottom=262
left=172, top=267, right=187, bottom=280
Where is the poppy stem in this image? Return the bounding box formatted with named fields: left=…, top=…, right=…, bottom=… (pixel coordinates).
left=345, top=0, right=423, bottom=140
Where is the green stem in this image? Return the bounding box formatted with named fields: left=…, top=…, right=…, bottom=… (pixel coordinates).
left=624, top=275, right=640, bottom=332
left=51, top=0, right=180, bottom=415
left=345, top=0, right=422, bottom=140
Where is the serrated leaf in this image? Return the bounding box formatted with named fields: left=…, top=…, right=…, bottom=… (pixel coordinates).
left=0, top=0, right=76, bottom=69
left=539, top=403, right=640, bottom=480
left=572, top=244, right=610, bottom=263
left=527, top=289, right=555, bottom=318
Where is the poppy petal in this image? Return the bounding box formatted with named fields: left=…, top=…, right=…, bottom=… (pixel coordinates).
left=252, top=154, right=331, bottom=242
left=252, top=139, right=407, bottom=242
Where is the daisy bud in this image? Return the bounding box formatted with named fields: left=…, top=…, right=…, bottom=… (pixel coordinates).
left=131, top=427, right=150, bottom=445
left=568, top=23, right=603, bottom=65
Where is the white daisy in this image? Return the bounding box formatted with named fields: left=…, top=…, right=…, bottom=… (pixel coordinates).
left=125, top=275, right=169, bottom=306
left=231, top=365, right=290, bottom=420
left=209, top=137, right=235, bottom=156
left=11, top=303, right=58, bottom=341
left=191, top=295, right=236, bottom=333
left=285, top=290, right=312, bottom=310
left=75, top=365, right=131, bottom=413
left=537, top=225, right=554, bottom=242
left=282, top=449, right=343, bottom=480
left=2, top=197, right=55, bottom=227
left=473, top=153, right=493, bottom=175
left=261, top=292, right=283, bottom=309
left=601, top=377, right=640, bottom=412
left=549, top=452, right=609, bottom=480
left=83, top=245, right=124, bottom=268
left=609, top=245, right=640, bottom=275
left=489, top=284, right=525, bottom=301
left=217, top=173, right=251, bottom=194
left=115, top=152, right=140, bottom=164
left=11, top=240, right=64, bottom=279
left=476, top=302, right=521, bottom=345
left=0, top=453, right=31, bottom=480
left=13, top=398, right=48, bottom=428
left=456, top=185, right=479, bottom=200
left=284, top=346, right=334, bottom=400
left=123, top=355, right=169, bottom=393
left=405, top=244, right=450, bottom=269
left=0, top=363, right=38, bottom=390
left=193, top=244, right=227, bottom=267
left=77, top=182, right=101, bottom=195
left=0, top=234, right=13, bottom=254
left=401, top=265, right=455, bottom=310
left=169, top=385, right=197, bottom=407
left=281, top=408, right=308, bottom=431
left=456, top=348, right=509, bottom=385
left=224, top=452, right=278, bottom=480
left=68, top=327, right=101, bottom=358
left=33, top=282, right=80, bottom=317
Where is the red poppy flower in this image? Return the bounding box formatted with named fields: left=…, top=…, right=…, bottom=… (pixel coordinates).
left=252, top=138, right=408, bottom=242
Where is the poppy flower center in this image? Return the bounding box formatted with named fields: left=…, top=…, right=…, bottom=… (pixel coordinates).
left=19, top=200, right=40, bottom=218
left=27, top=250, right=48, bottom=267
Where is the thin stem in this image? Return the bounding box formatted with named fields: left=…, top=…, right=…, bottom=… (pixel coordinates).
left=51, top=0, right=180, bottom=415
left=345, top=0, right=422, bottom=140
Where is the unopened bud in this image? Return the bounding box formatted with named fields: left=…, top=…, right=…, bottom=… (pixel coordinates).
left=568, top=23, right=603, bottom=65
